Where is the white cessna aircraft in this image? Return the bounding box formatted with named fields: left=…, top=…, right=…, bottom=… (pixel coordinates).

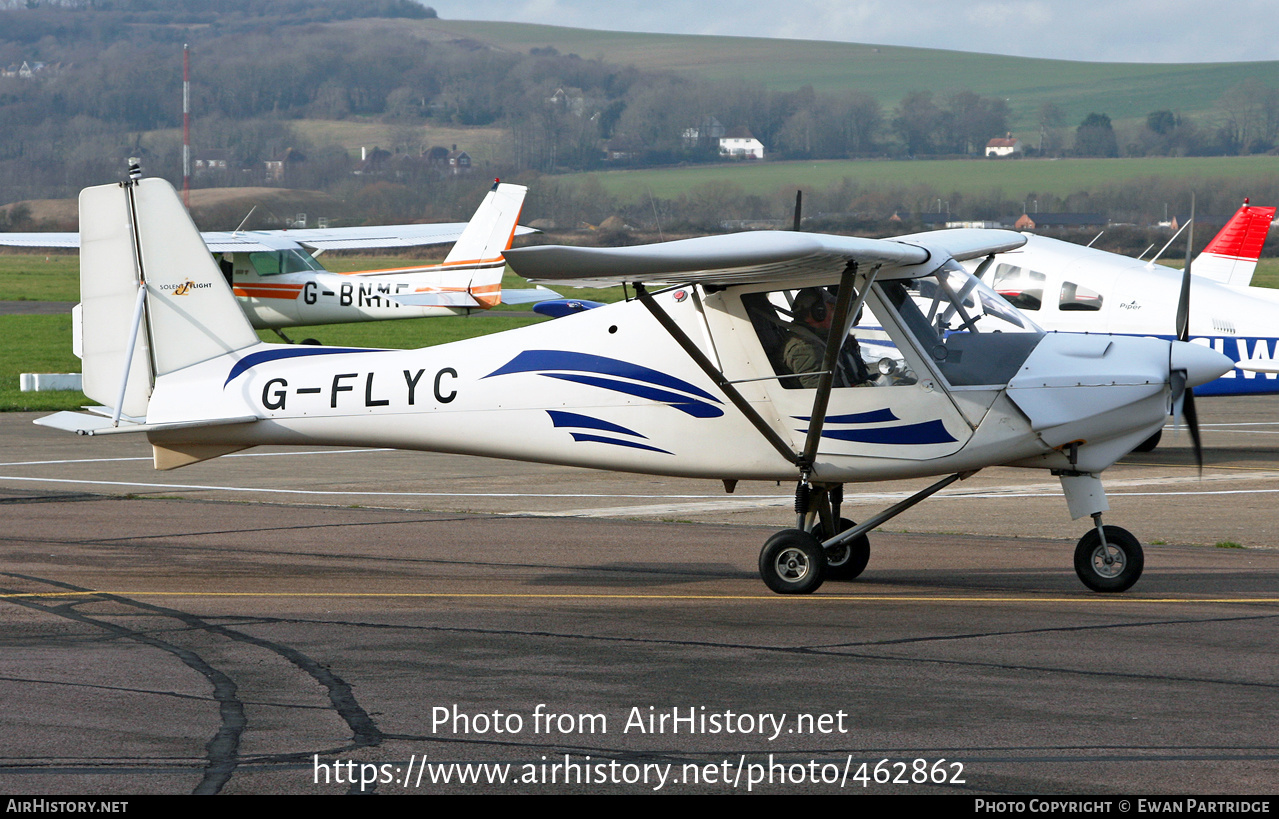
left=975, top=201, right=1276, bottom=398
left=36, top=178, right=1232, bottom=594
left=0, top=180, right=552, bottom=339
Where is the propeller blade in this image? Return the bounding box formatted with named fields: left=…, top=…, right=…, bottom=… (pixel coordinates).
left=793, top=190, right=803, bottom=232
left=1176, top=194, right=1195, bottom=342
left=1183, top=385, right=1203, bottom=473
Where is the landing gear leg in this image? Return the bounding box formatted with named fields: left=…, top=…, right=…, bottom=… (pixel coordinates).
left=805, top=483, right=870, bottom=581
left=758, top=472, right=974, bottom=594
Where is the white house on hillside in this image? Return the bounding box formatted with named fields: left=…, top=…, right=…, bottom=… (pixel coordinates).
left=719, top=127, right=764, bottom=160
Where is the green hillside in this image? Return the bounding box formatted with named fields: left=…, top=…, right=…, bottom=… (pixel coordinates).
left=418, top=19, right=1279, bottom=130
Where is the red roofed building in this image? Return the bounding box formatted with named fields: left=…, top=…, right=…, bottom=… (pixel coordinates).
left=985, top=135, right=1023, bottom=158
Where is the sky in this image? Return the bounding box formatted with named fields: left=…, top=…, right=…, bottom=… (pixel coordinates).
left=438, top=0, right=1279, bottom=64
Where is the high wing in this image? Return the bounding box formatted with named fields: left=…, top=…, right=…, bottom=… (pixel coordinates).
left=0, top=232, right=78, bottom=248
left=0, top=223, right=537, bottom=253
left=503, top=228, right=1026, bottom=285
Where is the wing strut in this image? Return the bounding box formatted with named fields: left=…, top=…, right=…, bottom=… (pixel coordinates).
left=633, top=283, right=801, bottom=467
left=798, top=261, right=876, bottom=469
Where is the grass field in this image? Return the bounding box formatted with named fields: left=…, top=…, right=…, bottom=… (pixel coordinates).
left=415, top=19, right=1279, bottom=131
left=567, top=156, right=1279, bottom=203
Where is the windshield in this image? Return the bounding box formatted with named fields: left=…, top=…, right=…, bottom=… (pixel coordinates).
left=877, top=260, right=1043, bottom=386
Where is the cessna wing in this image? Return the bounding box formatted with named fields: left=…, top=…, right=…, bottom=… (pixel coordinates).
left=0, top=223, right=537, bottom=254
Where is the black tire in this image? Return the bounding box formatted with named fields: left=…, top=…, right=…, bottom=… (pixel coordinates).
left=813, top=517, right=870, bottom=581
left=1074, top=526, right=1144, bottom=593
left=759, top=530, right=825, bottom=594
left=300, top=338, right=322, bottom=346
left=1132, top=429, right=1162, bottom=453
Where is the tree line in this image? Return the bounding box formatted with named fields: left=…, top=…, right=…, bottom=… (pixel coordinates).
left=0, top=0, right=1275, bottom=217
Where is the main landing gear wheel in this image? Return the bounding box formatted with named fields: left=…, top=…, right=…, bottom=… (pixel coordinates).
left=813, top=517, right=870, bottom=581
left=1074, top=526, right=1144, bottom=593
left=759, top=530, right=825, bottom=594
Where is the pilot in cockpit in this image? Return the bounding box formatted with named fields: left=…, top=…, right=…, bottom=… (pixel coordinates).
left=782, top=288, right=871, bottom=389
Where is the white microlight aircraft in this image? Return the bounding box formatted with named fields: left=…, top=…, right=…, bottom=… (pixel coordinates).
left=0, top=180, right=551, bottom=339
left=975, top=201, right=1277, bottom=400
left=37, top=177, right=1233, bottom=594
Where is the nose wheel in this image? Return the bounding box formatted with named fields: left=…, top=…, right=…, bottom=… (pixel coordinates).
left=1074, top=524, right=1144, bottom=592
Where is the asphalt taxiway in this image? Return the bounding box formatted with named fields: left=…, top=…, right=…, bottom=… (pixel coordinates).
left=1, top=400, right=1277, bottom=795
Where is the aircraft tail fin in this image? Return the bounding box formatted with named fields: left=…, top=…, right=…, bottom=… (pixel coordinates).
left=1192, top=200, right=1276, bottom=286
left=442, top=180, right=527, bottom=267
left=78, top=178, right=259, bottom=419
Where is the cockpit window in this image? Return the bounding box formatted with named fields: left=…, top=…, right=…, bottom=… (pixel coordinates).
left=878, top=260, right=1043, bottom=386
left=742, top=289, right=917, bottom=390
left=247, top=249, right=325, bottom=277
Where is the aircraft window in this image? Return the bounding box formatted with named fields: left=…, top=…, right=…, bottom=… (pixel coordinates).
left=247, top=250, right=324, bottom=277
left=1060, top=282, right=1103, bottom=312
left=742, top=289, right=916, bottom=390
left=879, top=260, right=1043, bottom=386
left=283, top=249, right=325, bottom=273
left=248, top=252, right=281, bottom=276
left=991, top=263, right=1045, bottom=311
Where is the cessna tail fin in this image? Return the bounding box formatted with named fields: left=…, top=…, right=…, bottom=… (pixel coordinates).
left=442, top=181, right=527, bottom=267
left=77, top=178, right=259, bottom=419
left=1192, top=200, right=1276, bottom=286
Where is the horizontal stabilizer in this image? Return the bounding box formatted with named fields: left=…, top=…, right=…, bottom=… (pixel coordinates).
left=388, top=291, right=483, bottom=308
left=34, top=411, right=258, bottom=436
left=494, top=286, right=563, bottom=305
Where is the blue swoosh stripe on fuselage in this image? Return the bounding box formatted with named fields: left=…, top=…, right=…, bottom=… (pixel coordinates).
left=543, top=373, right=724, bottom=418
left=224, top=346, right=384, bottom=386
left=547, top=410, right=648, bottom=438
left=569, top=432, right=672, bottom=454
left=817, top=419, right=958, bottom=445
left=794, top=409, right=898, bottom=424
left=483, top=350, right=721, bottom=404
